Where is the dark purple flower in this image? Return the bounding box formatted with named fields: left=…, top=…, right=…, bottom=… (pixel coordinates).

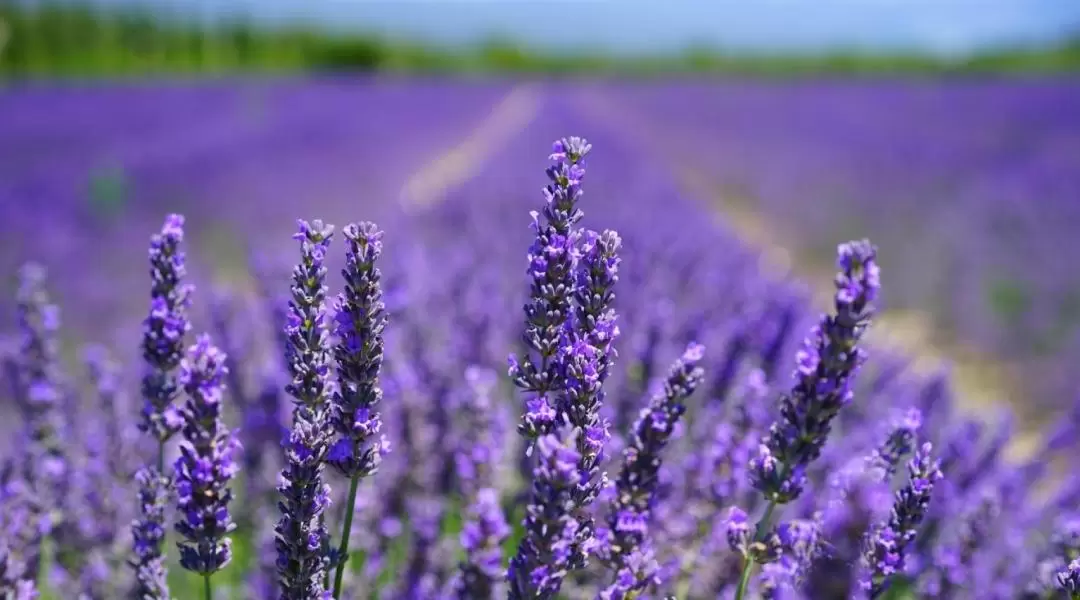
left=328, top=221, right=390, bottom=480
left=508, top=137, right=592, bottom=443
left=599, top=343, right=705, bottom=593
left=10, top=264, right=66, bottom=575
left=276, top=219, right=336, bottom=600
left=139, top=213, right=192, bottom=447
left=1058, top=558, right=1080, bottom=598
left=750, top=239, right=880, bottom=504
left=508, top=431, right=589, bottom=600
left=861, top=442, right=942, bottom=597
left=452, top=367, right=510, bottom=599
left=173, top=334, right=239, bottom=577
left=129, top=468, right=171, bottom=600
left=455, top=488, right=511, bottom=600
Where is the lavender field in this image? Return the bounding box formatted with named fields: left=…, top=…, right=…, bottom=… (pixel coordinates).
left=2, top=78, right=1079, bottom=600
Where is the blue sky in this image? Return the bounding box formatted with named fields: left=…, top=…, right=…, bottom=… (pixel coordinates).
left=91, top=0, right=1080, bottom=56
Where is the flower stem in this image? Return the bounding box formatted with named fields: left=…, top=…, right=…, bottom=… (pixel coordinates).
left=156, top=440, right=165, bottom=474
left=332, top=473, right=362, bottom=598
left=203, top=574, right=212, bottom=600
left=733, top=500, right=778, bottom=600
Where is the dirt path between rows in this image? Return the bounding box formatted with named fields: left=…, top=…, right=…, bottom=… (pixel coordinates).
left=570, top=88, right=1042, bottom=458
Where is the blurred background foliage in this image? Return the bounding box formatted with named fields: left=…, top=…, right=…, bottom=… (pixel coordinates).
left=3, top=1, right=1080, bottom=78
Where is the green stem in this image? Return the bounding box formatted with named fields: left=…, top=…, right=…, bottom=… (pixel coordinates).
left=331, top=474, right=362, bottom=599
left=157, top=440, right=165, bottom=474
left=733, top=500, right=778, bottom=600
left=203, top=574, right=212, bottom=600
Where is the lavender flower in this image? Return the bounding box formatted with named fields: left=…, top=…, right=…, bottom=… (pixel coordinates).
left=0, top=461, right=42, bottom=597
left=174, top=334, right=239, bottom=587
left=326, top=221, right=390, bottom=597
left=275, top=219, right=336, bottom=600
left=508, top=137, right=591, bottom=443
left=129, top=468, right=171, bottom=600
left=453, top=367, right=510, bottom=599
left=508, top=431, right=589, bottom=600
left=864, top=408, right=922, bottom=482
left=599, top=343, right=705, bottom=594
left=129, top=214, right=193, bottom=600
left=860, top=442, right=942, bottom=598
left=737, top=239, right=879, bottom=600
left=561, top=228, right=622, bottom=569
left=456, top=488, right=511, bottom=600
left=750, top=239, right=880, bottom=503
left=139, top=213, right=192, bottom=451
left=11, top=264, right=65, bottom=574
left=1058, top=558, right=1080, bottom=598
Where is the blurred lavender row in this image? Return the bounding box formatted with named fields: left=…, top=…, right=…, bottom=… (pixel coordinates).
left=584, top=79, right=1080, bottom=411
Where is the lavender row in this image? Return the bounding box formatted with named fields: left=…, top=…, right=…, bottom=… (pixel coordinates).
left=587, top=80, right=1080, bottom=411
left=0, top=78, right=513, bottom=341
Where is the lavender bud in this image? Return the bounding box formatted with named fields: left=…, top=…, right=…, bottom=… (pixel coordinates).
left=1058, top=558, right=1080, bottom=598
left=861, top=442, right=942, bottom=597
left=328, top=222, right=390, bottom=480
left=508, top=431, right=589, bottom=600
left=129, top=468, right=171, bottom=600
left=751, top=239, right=880, bottom=504
left=275, top=219, right=335, bottom=599
left=139, top=214, right=192, bottom=444
left=510, top=138, right=591, bottom=444
left=174, top=334, right=240, bottom=576
left=600, top=343, right=705, bottom=593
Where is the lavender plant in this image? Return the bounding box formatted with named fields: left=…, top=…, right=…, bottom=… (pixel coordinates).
left=597, top=342, right=705, bottom=597
left=735, top=239, right=880, bottom=600
left=174, top=334, right=240, bottom=598
left=326, top=221, right=390, bottom=598
left=275, top=219, right=336, bottom=600
left=131, top=213, right=193, bottom=600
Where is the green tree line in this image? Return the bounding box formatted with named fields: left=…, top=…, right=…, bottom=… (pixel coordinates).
left=2, top=1, right=1080, bottom=78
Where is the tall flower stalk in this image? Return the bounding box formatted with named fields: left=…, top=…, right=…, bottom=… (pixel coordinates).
left=860, top=442, right=942, bottom=597
left=275, top=219, right=336, bottom=600
left=599, top=343, right=706, bottom=598
left=734, top=240, right=880, bottom=600
left=452, top=367, right=510, bottom=599
left=508, top=137, right=591, bottom=444
left=508, top=137, right=607, bottom=598
left=174, top=334, right=240, bottom=599
left=12, top=264, right=66, bottom=578
left=132, top=213, right=193, bottom=600
left=326, top=222, right=390, bottom=599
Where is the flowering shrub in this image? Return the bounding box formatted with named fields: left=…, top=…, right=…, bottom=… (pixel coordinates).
left=0, top=137, right=1077, bottom=600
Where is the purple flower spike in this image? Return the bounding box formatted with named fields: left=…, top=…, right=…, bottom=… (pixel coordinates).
left=139, top=213, right=193, bottom=446
left=860, top=442, right=942, bottom=597
left=453, top=368, right=510, bottom=599
left=129, top=468, right=171, bottom=600
left=275, top=219, right=336, bottom=600
left=751, top=239, right=880, bottom=504
left=1058, top=558, right=1080, bottom=598
left=11, top=264, right=66, bottom=573
left=328, top=221, right=390, bottom=480
left=599, top=343, right=705, bottom=594
left=508, top=137, right=591, bottom=443
left=130, top=214, right=193, bottom=600
left=508, top=431, right=588, bottom=600
left=173, top=334, right=240, bottom=576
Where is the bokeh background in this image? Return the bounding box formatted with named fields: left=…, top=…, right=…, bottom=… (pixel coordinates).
left=2, top=0, right=1080, bottom=430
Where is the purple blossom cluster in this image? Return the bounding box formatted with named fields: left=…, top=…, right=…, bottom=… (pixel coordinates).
left=0, top=132, right=1078, bottom=600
